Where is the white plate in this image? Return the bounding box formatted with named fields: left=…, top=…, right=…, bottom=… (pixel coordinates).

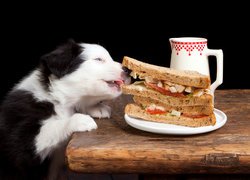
left=124, top=108, right=227, bottom=135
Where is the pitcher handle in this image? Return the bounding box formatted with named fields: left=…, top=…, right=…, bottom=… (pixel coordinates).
left=205, top=49, right=223, bottom=95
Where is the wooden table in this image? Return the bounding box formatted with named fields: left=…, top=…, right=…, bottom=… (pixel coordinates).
left=66, top=90, right=250, bottom=174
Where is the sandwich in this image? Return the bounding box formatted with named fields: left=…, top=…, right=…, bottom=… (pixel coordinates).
left=122, top=56, right=216, bottom=127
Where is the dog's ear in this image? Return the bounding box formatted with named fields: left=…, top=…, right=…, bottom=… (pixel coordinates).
left=41, top=39, right=83, bottom=78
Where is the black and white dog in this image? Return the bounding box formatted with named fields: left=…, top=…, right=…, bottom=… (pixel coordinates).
left=0, top=39, right=130, bottom=180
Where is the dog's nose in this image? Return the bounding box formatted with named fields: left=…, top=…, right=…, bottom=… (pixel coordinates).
left=121, top=66, right=131, bottom=85
left=122, top=67, right=131, bottom=75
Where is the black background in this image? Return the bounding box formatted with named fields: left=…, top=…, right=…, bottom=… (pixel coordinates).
left=1, top=3, right=249, bottom=99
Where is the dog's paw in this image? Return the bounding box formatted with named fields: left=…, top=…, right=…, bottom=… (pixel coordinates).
left=86, top=104, right=111, bottom=119
left=69, top=113, right=97, bottom=132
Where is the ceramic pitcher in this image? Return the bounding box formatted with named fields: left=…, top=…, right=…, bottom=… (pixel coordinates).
left=169, top=37, right=223, bottom=94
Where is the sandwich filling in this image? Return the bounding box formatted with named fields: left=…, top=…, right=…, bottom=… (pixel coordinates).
left=143, top=103, right=208, bottom=119
left=130, top=72, right=211, bottom=98
left=129, top=72, right=211, bottom=118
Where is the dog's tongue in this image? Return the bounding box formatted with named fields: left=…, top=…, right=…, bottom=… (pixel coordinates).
left=115, top=80, right=124, bottom=86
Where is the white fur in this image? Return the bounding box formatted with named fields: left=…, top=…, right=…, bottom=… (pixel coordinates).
left=86, top=103, right=112, bottom=118
left=14, top=43, right=129, bottom=179
left=16, top=70, right=52, bottom=102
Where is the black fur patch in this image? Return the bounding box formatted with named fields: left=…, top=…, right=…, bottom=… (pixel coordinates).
left=0, top=90, right=55, bottom=180
left=39, top=39, right=83, bottom=89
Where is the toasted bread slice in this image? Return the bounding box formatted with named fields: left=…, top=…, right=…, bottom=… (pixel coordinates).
left=125, top=104, right=216, bottom=127
left=122, top=56, right=211, bottom=89
left=133, top=96, right=213, bottom=115
left=122, top=84, right=213, bottom=106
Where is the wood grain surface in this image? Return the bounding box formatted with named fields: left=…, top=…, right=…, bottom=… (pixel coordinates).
left=66, top=90, right=250, bottom=174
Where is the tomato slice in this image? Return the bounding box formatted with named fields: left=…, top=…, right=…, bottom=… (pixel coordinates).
left=146, top=108, right=166, bottom=115
left=145, top=82, right=185, bottom=98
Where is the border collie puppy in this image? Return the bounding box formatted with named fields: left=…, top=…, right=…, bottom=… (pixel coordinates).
left=0, top=39, right=130, bottom=180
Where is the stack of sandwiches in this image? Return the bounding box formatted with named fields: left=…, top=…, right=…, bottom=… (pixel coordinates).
left=122, top=56, right=216, bottom=127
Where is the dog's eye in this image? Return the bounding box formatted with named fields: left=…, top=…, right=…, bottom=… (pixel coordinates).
left=94, top=58, right=104, bottom=62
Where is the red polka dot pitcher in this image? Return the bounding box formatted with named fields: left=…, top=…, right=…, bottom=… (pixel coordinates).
left=169, top=37, right=223, bottom=94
